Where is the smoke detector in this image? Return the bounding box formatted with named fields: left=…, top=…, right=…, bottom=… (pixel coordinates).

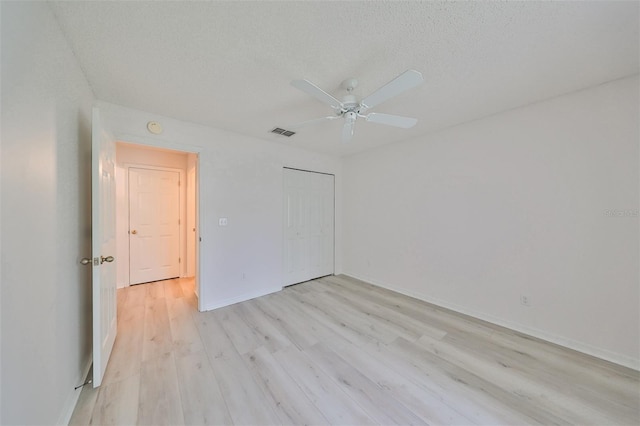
left=147, top=121, right=163, bottom=135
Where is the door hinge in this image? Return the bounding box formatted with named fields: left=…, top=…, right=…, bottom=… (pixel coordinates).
left=178, top=257, right=181, bottom=263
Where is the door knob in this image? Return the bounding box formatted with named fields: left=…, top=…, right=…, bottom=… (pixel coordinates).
left=131, top=230, right=137, bottom=234
left=101, top=256, right=115, bottom=264
left=80, top=258, right=92, bottom=265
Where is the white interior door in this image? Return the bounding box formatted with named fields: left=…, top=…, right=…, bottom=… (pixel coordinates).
left=284, top=168, right=334, bottom=286
left=129, top=168, right=180, bottom=285
left=92, top=107, right=117, bottom=387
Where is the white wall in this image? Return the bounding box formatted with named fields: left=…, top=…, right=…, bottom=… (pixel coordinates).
left=115, top=143, right=189, bottom=288
left=99, top=101, right=343, bottom=311
left=1, top=2, right=94, bottom=424
left=343, top=76, right=639, bottom=369
left=117, top=142, right=189, bottom=169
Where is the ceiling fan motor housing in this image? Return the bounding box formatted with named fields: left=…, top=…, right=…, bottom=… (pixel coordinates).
left=341, top=77, right=358, bottom=92
left=341, top=94, right=359, bottom=112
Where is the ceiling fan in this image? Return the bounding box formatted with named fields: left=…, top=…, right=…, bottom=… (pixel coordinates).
left=289, top=69, right=424, bottom=143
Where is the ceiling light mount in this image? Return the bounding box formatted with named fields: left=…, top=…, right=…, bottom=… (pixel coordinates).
left=341, top=78, right=358, bottom=93
left=147, top=121, right=163, bottom=135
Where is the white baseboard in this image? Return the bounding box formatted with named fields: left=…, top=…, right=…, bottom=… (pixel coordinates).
left=343, top=273, right=639, bottom=371
left=202, top=287, right=280, bottom=311
left=57, top=356, right=93, bottom=426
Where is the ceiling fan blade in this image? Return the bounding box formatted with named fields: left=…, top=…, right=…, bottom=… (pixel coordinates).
left=365, top=112, right=417, bottom=128
left=291, top=79, right=343, bottom=110
left=360, top=70, right=424, bottom=111
left=289, top=115, right=339, bottom=129
left=341, top=119, right=355, bottom=143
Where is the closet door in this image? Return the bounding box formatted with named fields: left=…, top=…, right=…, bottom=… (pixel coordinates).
left=283, top=168, right=334, bottom=286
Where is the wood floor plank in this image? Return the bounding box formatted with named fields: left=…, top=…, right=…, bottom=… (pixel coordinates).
left=385, top=337, right=555, bottom=425
left=273, top=291, right=353, bottom=350
left=243, top=346, right=329, bottom=425
left=304, top=342, right=426, bottom=425
left=416, top=333, right=608, bottom=424
left=490, top=329, right=640, bottom=403
left=326, top=275, right=495, bottom=339
left=326, top=338, right=475, bottom=425
left=273, top=345, right=377, bottom=425
left=174, top=351, right=233, bottom=425
left=235, top=299, right=293, bottom=353
left=167, top=296, right=205, bottom=357
left=141, top=295, right=173, bottom=361
left=253, top=293, right=324, bottom=349
left=209, top=343, right=282, bottom=425
left=192, top=310, right=238, bottom=359
left=101, top=318, right=144, bottom=385
left=317, top=277, right=448, bottom=340
left=145, top=280, right=165, bottom=299
left=138, top=352, right=184, bottom=425
left=163, top=278, right=184, bottom=299
left=284, top=282, right=315, bottom=294
left=299, top=289, right=403, bottom=344
left=212, top=305, right=263, bottom=355
left=123, top=283, right=148, bottom=309
left=312, top=284, right=426, bottom=342
left=116, top=287, right=128, bottom=312
left=194, top=309, right=281, bottom=424
left=90, top=373, right=140, bottom=426
left=103, top=288, right=146, bottom=385
left=179, top=277, right=196, bottom=297
left=283, top=290, right=374, bottom=348
left=444, top=329, right=640, bottom=421
left=360, top=338, right=537, bottom=425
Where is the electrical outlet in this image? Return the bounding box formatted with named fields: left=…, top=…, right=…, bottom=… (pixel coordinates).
left=218, top=217, right=228, bottom=226
left=521, top=295, right=531, bottom=307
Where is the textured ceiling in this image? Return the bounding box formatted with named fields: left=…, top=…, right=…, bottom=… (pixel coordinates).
left=51, top=1, right=639, bottom=157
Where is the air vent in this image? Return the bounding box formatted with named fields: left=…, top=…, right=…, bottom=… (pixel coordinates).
left=271, top=127, right=296, bottom=137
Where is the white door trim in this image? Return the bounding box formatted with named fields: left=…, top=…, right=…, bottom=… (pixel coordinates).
left=109, top=132, right=203, bottom=312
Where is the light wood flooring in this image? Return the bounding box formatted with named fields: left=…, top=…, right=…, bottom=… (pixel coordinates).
left=70, top=275, right=640, bottom=425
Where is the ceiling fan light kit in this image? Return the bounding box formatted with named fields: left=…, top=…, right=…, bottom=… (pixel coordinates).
left=289, top=69, right=424, bottom=143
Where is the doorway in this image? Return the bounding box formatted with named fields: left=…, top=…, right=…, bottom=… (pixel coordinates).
left=115, top=142, right=198, bottom=292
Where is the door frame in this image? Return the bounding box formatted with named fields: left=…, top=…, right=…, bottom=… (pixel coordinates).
left=111, top=137, right=203, bottom=311
left=121, top=163, right=186, bottom=286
